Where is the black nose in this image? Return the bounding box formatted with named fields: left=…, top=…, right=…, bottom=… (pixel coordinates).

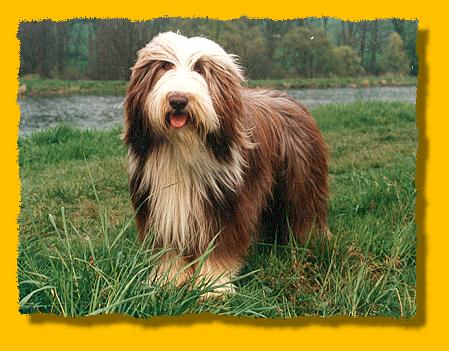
left=169, top=94, right=188, bottom=110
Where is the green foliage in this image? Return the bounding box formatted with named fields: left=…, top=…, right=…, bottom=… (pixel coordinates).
left=18, top=102, right=417, bottom=317
left=18, top=19, right=418, bottom=80
left=87, top=20, right=139, bottom=80
left=332, top=46, right=364, bottom=77
left=18, top=20, right=70, bottom=78
left=220, top=22, right=269, bottom=79
left=276, top=27, right=334, bottom=78
left=380, top=32, right=410, bottom=75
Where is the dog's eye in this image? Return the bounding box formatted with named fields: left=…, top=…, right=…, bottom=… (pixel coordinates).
left=161, top=61, right=174, bottom=71
left=193, top=62, right=204, bottom=75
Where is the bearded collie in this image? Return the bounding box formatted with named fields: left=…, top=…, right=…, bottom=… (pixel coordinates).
left=123, top=32, right=328, bottom=295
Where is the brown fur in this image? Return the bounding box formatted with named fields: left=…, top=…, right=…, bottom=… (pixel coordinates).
left=123, top=33, right=328, bottom=293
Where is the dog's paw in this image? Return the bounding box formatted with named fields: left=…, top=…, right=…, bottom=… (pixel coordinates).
left=200, top=282, right=236, bottom=301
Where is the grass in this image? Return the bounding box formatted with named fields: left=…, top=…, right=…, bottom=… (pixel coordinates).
left=18, top=79, right=127, bottom=96
left=18, top=76, right=417, bottom=96
left=247, top=75, right=417, bottom=90
left=18, top=101, right=417, bottom=318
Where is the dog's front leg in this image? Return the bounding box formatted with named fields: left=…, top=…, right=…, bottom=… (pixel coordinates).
left=196, top=252, right=244, bottom=298
left=148, top=250, right=194, bottom=287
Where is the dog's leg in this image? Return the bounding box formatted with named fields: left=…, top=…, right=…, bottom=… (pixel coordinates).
left=283, top=154, right=328, bottom=244
left=196, top=252, right=244, bottom=298
left=148, top=250, right=194, bottom=287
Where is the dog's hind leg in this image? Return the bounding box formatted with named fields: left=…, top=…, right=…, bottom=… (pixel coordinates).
left=282, top=135, right=329, bottom=244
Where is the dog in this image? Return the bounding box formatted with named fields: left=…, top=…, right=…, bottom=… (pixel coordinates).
left=123, top=32, right=328, bottom=295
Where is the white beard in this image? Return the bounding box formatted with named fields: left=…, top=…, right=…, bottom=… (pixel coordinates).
left=132, top=137, right=245, bottom=252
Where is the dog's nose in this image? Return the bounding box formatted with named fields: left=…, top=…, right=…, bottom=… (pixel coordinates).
left=168, top=94, right=188, bottom=110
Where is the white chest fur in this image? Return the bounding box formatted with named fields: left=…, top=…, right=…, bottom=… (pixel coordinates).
left=136, top=138, right=245, bottom=253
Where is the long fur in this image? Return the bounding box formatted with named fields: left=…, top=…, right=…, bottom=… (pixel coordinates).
left=123, top=32, right=328, bottom=292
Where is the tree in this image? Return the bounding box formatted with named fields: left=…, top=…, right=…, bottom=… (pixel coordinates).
left=358, top=21, right=368, bottom=68
left=340, top=21, right=356, bottom=47
left=405, top=21, right=418, bottom=75
left=380, top=32, right=410, bottom=75
left=220, top=21, right=268, bottom=79
left=332, top=46, right=364, bottom=77
left=368, top=20, right=381, bottom=75
left=276, top=26, right=334, bottom=78
left=18, top=21, right=65, bottom=78
left=88, top=19, right=140, bottom=80
left=18, top=18, right=417, bottom=80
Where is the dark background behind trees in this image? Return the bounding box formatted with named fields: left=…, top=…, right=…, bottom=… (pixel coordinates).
left=18, top=18, right=418, bottom=81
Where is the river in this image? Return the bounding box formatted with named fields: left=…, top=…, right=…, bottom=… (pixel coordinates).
left=18, top=86, right=416, bottom=136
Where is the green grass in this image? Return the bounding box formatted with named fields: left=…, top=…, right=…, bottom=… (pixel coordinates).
left=19, top=79, right=127, bottom=96
left=248, top=76, right=417, bottom=90
left=18, top=76, right=417, bottom=96
left=18, top=101, right=417, bottom=318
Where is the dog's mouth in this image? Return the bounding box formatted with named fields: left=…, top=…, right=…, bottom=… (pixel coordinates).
left=166, top=111, right=191, bottom=129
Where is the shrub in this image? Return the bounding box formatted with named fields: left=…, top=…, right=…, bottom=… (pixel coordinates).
left=275, top=26, right=335, bottom=78
left=332, top=46, right=364, bottom=77
left=380, top=32, right=410, bottom=75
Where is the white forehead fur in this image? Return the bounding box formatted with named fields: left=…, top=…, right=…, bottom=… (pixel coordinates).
left=139, top=31, right=244, bottom=81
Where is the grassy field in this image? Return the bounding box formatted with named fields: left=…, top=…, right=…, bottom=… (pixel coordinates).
left=18, top=79, right=126, bottom=96
left=18, top=76, right=417, bottom=96
left=248, top=76, right=417, bottom=90
left=18, top=101, right=417, bottom=318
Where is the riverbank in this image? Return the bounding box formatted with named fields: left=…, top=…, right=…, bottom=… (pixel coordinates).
left=18, top=76, right=417, bottom=97
left=19, top=101, right=417, bottom=317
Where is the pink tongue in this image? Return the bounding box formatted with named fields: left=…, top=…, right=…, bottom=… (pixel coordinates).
left=170, top=113, right=188, bottom=128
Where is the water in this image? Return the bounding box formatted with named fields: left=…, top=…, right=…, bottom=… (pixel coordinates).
left=18, top=86, right=416, bottom=136
left=18, top=95, right=125, bottom=136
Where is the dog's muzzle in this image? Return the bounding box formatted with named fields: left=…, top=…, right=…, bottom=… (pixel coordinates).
left=169, top=93, right=188, bottom=110
left=166, top=92, right=191, bottom=129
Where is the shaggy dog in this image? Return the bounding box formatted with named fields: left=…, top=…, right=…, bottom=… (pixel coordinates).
left=123, top=32, right=328, bottom=294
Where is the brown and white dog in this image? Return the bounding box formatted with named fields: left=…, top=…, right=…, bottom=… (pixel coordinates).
left=123, top=32, right=328, bottom=294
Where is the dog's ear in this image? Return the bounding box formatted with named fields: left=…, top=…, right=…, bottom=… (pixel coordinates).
left=203, top=59, right=243, bottom=121
left=123, top=58, right=161, bottom=155
left=201, top=58, right=248, bottom=161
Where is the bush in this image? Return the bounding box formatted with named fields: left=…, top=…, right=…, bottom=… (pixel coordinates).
left=60, top=65, right=87, bottom=80
left=275, top=26, right=335, bottom=79
left=332, top=46, right=364, bottom=77
left=220, top=22, right=269, bottom=79
left=380, top=32, right=410, bottom=75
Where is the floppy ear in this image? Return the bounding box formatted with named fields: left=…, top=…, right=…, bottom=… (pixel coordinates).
left=201, top=58, right=247, bottom=162
left=203, top=59, right=243, bottom=122
left=123, top=58, right=162, bottom=156
left=123, top=57, right=163, bottom=240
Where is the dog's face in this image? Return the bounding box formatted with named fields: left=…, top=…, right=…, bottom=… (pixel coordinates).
left=124, top=32, right=245, bottom=150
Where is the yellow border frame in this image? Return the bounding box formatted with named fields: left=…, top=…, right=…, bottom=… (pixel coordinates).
left=3, top=1, right=446, bottom=349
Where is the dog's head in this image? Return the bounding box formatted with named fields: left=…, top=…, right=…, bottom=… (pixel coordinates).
left=124, top=32, right=246, bottom=158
